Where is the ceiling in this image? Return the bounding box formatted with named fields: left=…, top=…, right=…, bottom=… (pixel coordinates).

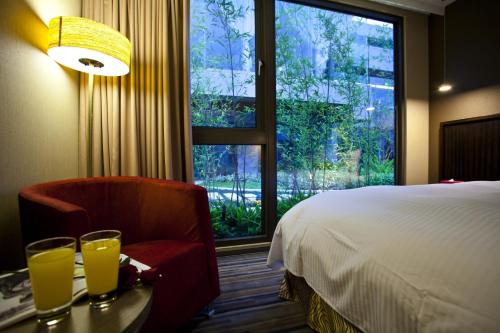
left=365, top=0, right=456, bottom=15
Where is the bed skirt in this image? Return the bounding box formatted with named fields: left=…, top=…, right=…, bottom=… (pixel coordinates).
left=280, top=271, right=362, bottom=333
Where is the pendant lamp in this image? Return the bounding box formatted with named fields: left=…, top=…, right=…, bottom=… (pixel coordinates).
left=438, top=13, right=452, bottom=93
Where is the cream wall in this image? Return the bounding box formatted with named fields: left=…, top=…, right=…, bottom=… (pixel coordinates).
left=331, top=0, right=430, bottom=185
left=0, top=0, right=80, bottom=269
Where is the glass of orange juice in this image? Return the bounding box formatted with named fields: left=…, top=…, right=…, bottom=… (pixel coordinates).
left=80, top=230, right=121, bottom=308
left=26, top=237, right=76, bottom=325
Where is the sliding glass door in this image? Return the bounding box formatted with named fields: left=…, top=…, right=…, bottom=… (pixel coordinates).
left=190, top=0, right=403, bottom=244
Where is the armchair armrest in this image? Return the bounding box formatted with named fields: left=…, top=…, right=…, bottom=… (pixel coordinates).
left=138, top=179, right=213, bottom=245
left=18, top=189, right=91, bottom=248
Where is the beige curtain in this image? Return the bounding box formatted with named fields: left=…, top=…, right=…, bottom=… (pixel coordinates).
left=80, top=0, right=193, bottom=181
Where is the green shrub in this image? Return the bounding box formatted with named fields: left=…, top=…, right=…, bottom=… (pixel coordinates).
left=210, top=200, right=262, bottom=239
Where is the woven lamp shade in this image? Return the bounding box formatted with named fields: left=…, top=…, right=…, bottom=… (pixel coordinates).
left=48, top=16, right=131, bottom=76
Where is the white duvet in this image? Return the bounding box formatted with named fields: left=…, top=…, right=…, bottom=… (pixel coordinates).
left=268, top=181, right=500, bottom=333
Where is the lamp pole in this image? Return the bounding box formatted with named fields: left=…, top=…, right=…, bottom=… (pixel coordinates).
left=87, top=72, right=94, bottom=177
left=79, top=59, right=101, bottom=176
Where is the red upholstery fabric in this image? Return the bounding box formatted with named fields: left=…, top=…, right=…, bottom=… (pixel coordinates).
left=123, top=240, right=210, bottom=332
left=18, top=177, right=220, bottom=332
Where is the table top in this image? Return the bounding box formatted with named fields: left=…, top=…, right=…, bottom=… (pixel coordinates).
left=1, top=286, right=153, bottom=333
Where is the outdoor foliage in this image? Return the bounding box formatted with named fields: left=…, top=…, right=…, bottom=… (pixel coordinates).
left=190, top=0, right=396, bottom=239
left=210, top=200, right=262, bottom=238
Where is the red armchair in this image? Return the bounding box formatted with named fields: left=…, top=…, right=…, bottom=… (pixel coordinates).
left=18, top=176, right=220, bottom=332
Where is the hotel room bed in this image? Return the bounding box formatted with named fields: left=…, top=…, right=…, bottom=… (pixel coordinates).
left=267, top=181, right=500, bottom=333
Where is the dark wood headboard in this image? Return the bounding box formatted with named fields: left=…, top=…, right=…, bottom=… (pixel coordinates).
left=440, top=114, right=500, bottom=181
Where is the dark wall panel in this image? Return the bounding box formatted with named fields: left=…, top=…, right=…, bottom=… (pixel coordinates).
left=446, top=0, right=500, bottom=94
left=440, top=115, right=500, bottom=181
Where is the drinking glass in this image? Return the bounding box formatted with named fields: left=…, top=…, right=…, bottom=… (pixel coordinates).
left=80, top=230, right=121, bottom=308
left=26, top=237, right=76, bottom=325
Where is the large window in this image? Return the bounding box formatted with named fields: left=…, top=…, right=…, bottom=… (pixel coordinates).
left=190, top=0, right=403, bottom=243
left=275, top=2, right=397, bottom=219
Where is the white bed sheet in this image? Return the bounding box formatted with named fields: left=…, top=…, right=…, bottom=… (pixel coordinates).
left=268, top=181, right=500, bottom=333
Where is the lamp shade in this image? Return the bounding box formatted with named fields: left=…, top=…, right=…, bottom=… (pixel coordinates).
left=48, top=16, right=131, bottom=76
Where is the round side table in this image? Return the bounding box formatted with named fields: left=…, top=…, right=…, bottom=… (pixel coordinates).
left=2, top=286, right=152, bottom=333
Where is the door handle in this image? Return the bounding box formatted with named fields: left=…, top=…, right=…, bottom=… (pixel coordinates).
left=258, top=59, right=264, bottom=77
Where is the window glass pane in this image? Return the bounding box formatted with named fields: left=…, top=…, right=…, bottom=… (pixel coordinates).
left=276, top=1, right=395, bottom=220
left=190, top=0, right=256, bottom=128
left=194, top=145, right=262, bottom=239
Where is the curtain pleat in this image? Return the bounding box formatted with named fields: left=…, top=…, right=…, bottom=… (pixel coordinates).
left=80, top=0, right=193, bottom=181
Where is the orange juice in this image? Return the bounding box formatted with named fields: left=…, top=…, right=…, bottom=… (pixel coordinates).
left=81, top=238, right=120, bottom=295
left=27, top=247, right=75, bottom=310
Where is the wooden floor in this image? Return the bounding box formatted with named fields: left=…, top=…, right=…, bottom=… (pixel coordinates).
left=178, top=251, right=314, bottom=333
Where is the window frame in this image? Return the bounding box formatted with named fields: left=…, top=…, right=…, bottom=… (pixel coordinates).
left=191, top=0, right=405, bottom=247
